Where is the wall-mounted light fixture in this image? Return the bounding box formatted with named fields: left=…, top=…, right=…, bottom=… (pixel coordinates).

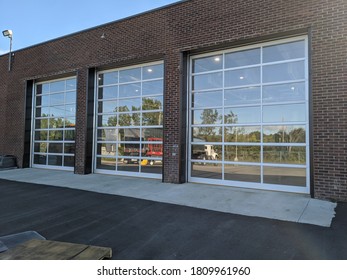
left=2, top=29, right=13, bottom=71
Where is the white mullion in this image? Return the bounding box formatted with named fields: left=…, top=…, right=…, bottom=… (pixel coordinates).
left=260, top=45, right=264, bottom=184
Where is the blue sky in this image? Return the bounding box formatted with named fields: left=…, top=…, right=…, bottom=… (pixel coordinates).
left=0, top=0, right=180, bottom=54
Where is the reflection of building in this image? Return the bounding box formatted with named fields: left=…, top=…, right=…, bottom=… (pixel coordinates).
left=1, top=0, right=346, bottom=202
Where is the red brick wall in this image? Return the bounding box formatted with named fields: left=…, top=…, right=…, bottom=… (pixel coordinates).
left=0, top=0, right=346, bottom=201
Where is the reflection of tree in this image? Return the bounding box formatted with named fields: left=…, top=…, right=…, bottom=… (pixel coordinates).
left=142, top=98, right=162, bottom=125
left=199, top=109, right=220, bottom=139
left=263, top=127, right=305, bottom=143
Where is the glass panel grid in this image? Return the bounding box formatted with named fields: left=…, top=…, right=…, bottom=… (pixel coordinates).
left=189, top=38, right=308, bottom=191
left=32, top=77, right=76, bottom=169
left=95, top=62, right=164, bottom=177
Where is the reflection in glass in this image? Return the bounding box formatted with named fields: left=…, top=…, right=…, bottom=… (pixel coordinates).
left=64, top=156, right=74, bottom=167
left=65, top=117, right=76, bottom=128
left=36, top=107, right=50, bottom=117
left=142, top=80, right=163, bottom=95
left=143, top=64, right=164, bottom=80
left=225, top=67, right=260, bottom=87
left=98, top=86, right=118, bottom=100
left=64, top=143, right=75, bottom=154
left=191, top=144, right=221, bottom=160
left=263, top=82, right=305, bottom=103
left=224, top=87, right=260, bottom=106
left=192, top=109, right=223, bottom=125
left=263, top=125, right=305, bottom=143
left=65, top=91, right=76, bottom=104
left=50, top=105, right=65, bottom=117
left=36, top=95, right=50, bottom=107
left=193, top=72, right=223, bottom=91
left=225, top=126, right=261, bottom=142
left=193, top=55, right=223, bottom=73
left=50, top=93, right=64, bottom=105
left=48, top=155, right=62, bottom=166
left=264, top=166, right=306, bottom=186
left=97, top=129, right=118, bottom=141
left=98, top=72, right=118, bottom=86
left=263, top=40, right=305, bottom=63
left=117, top=158, right=140, bottom=173
left=98, top=101, right=117, bottom=114
left=119, top=128, right=142, bottom=141
left=48, top=143, right=63, bottom=153
left=98, top=115, right=116, bottom=127
left=191, top=163, right=222, bottom=179
left=224, top=106, right=260, bottom=124
left=35, top=131, right=47, bottom=141
left=193, top=127, right=222, bottom=142
left=64, top=130, right=75, bottom=141
left=50, top=81, right=65, bottom=93
left=225, top=48, right=260, bottom=68
left=66, top=78, right=76, bottom=90
left=34, top=154, right=47, bottom=165
left=49, top=118, right=64, bottom=129
left=263, top=61, right=305, bottom=83
left=142, top=96, right=163, bottom=110
left=119, top=83, right=141, bottom=98
left=263, top=104, right=306, bottom=123
left=34, top=143, right=47, bottom=153
left=224, top=164, right=261, bottom=183
left=97, top=143, right=116, bottom=156
left=118, top=98, right=141, bottom=112
left=192, top=90, right=223, bottom=108
left=142, top=112, right=163, bottom=126
left=118, top=113, right=140, bottom=126
left=49, top=130, right=63, bottom=141
left=224, top=146, right=260, bottom=162
left=263, top=146, right=306, bottom=164
left=143, top=128, right=163, bottom=140
left=96, top=157, right=116, bottom=171
left=35, top=119, right=49, bottom=129
left=119, top=68, right=141, bottom=83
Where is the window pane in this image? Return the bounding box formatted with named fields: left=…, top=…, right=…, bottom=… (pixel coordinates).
left=65, top=117, right=76, bottom=128
left=119, top=68, right=141, bottom=83
left=36, top=107, right=50, bottom=117
left=35, top=119, right=49, bottom=129
left=225, top=67, right=260, bottom=87
left=142, top=80, right=163, bottom=95
left=97, top=143, right=117, bottom=156
left=97, top=129, right=118, bottom=141
left=224, top=106, right=261, bottom=124
left=35, top=131, right=48, bottom=141
left=225, top=146, right=260, bottom=162
left=98, top=86, right=118, bottom=100
left=118, top=98, right=141, bottom=112
left=50, top=93, right=64, bottom=105
left=119, top=143, right=141, bottom=157
left=98, top=72, right=118, bottom=86
left=49, top=130, right=63, bottom=141
left=142, top=112, right=163, bottom=126
left=34, top=142, right=47, bottom=153
left=193, top=127, right=222, bottom=142
left=48, top=118, right=64, bottom=129
left=48, top=143, right=63, bottom=153
left=225, top=126, right=261, bottom=142
left=64, top=156, right=75, bottom=167
left=263, top=82, right=305, bottom=103
left=263, top=61, right=305, bottom=83
left=224, top=87, right=260, bottom=106
left=263, top=146, right=306, bottom=164
left=119, top=83, right=141, bottom=98
left=64, top=143, right=75, bottom=154
left=50, top=105, right=65, bottom=117
left=191, top=144, right=221, bottom=161
left=65, top=91, right=76, bottom=104
left=264, top=166, right=306, bottom=187
left=98, top=100, right=117, bottom=114
left=48, top=155, right=62, bottom=166
left=191, top=163, right=222, bottom=179
left=193, top=72, right=223, bottom=91
left=143, top=143, right=163, bottom=159
left=34, top=154, right=47, bottom=165
left=64, top=130, right=75, bottom=141
left=36, top=95, right=50, bottom=107
left=142, top=128, right=162, bottom=141
left=225, top=48, right=260, bottom=68
left=263, top=125, right=306, bottom=143
left=66, top=78, right=76, bottom=90
left=50, top=81, right=65, bottom=93
left=192, top=109, right=223, bottom=125
left=119, top=128, right=142, bottom=141
left=119, top=113, right=140, bottom=126
left=193, top=55, right=223, bottom=73
left=143, top=64, right=163, bottom=80
left=263, top=104, right=306, bottom=123
left=96, top=157, right=116, bottom=171
left=263, top=40, right=305, bottom=63
left=224, top=164, right=261, bottom=183
left=64, top=104, right=76, bottom=116
left=142, top=96, right=163, bottom=111
left=192, top=90, right=223, bottom=108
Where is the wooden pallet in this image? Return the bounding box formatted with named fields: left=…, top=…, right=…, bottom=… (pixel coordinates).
left=0, top=239, right=112, bottom=260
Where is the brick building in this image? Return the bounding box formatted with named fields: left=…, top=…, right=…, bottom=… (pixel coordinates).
left=0, top=0, right=346, bottom=201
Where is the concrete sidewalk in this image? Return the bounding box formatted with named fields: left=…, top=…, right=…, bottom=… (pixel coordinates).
left=0, top=168, right=336, bottom=227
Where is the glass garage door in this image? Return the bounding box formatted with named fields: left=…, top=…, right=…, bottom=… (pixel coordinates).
left=189, top=37, right=309, bottom=193
left=95, top=62, right=163, bottom=178
left=32, top=77, right=77, bottom=170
